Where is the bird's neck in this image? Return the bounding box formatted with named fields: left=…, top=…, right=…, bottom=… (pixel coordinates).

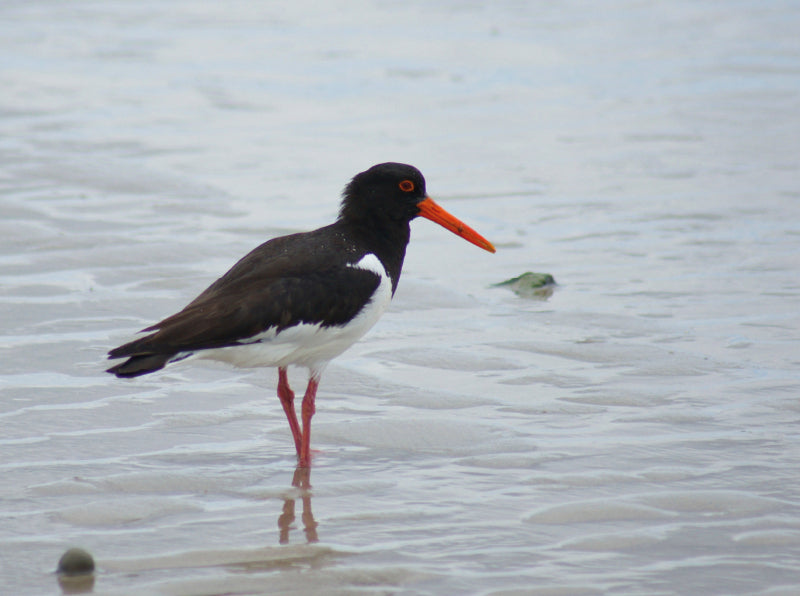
left=341, top=217, right=410, bottom=295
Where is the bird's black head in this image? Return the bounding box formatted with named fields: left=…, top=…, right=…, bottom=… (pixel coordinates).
left=338, top=162, right=496, bottom=255
left=338, top=162, right=428, bottom=225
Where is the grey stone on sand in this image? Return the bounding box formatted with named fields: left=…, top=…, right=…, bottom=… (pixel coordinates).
left=57, top=547, right=95, bottom=576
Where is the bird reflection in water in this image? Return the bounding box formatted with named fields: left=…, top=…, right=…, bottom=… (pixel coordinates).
left=278, top=466, right=318, bottom=544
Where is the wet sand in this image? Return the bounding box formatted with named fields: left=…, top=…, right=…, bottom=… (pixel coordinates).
left=2, top=1, right=800, bottom=594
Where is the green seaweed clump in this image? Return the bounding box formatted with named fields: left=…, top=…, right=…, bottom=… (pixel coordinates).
left=493, top=272, right=556, bottom=299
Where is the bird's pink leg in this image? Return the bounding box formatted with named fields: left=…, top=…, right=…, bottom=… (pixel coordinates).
left=298, top=375, right=319, bottom=468
left=277, top=367, right=303, bottom=457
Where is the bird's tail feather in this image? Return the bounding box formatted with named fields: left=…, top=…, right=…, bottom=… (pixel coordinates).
left=106, top=353, right=174, bottom=378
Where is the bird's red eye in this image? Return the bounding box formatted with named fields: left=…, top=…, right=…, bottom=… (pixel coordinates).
left=399, top=180, right=415, bottom=192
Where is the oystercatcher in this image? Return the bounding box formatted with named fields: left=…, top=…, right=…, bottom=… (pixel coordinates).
left=107, top=163, right=495, bottom=466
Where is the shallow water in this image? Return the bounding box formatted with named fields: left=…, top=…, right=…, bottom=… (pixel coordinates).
left=2, top=1, right=800, bottom=594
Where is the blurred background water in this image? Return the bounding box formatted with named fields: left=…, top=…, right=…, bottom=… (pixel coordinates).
left=1, top=1, right=799, bottom=594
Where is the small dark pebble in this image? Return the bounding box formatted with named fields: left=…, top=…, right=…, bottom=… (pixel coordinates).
left=57, top=547, right=95, bottom=576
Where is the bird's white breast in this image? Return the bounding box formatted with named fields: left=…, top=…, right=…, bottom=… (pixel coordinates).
left=196, top=253, right=393, bottom=375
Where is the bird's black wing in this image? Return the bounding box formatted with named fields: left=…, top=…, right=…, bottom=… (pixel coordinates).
left=107, top=226, right=381, bottom=375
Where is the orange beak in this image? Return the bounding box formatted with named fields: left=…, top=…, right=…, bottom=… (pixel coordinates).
left=417, top=196, right=496, bottom=253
